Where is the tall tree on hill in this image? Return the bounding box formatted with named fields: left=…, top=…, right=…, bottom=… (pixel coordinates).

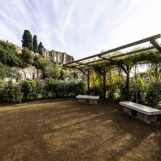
left=33, top=35, right=38, bottom=53
left=22, top=30, right=33, bottom=51
left=38, top=42, right=44, bottom=55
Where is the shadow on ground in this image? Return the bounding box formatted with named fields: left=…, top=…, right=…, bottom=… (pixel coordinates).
left=0, top=100, right=161, bottom=161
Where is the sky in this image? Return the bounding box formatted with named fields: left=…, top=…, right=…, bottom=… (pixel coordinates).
left=0, top=0, right=161, bottom=60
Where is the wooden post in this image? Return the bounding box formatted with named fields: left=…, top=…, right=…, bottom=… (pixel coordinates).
left=103, top=69, right=106, bottom=102
left=155, top=64, right=159, bottom=108
left=135, top=66, right=138, bottom=103
left=126, top=65, right=130, bottom=101
left=87, top=70, right=90, bottom=95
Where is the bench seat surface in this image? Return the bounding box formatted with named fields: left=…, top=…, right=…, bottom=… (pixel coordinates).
left=76, top=95, right=99, bottom=100
left=120, top=101, right=161, bottom=115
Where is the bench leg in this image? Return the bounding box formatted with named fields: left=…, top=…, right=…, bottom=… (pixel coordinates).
left=137, top=113, right=158, bottom=124
left=122, top=107, right=161, bottom=124
left=88, top=100, right=98, bottom=104
left=78, top=99, right=87, bottom=103
left=123, top=107, right=133, bottom=116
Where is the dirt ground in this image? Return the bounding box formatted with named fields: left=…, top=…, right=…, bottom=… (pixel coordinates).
left=0, top=100, right=161, bottom=161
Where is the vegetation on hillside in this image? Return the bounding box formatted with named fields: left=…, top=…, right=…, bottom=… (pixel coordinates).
left=0, top=39, right=72, bottom=80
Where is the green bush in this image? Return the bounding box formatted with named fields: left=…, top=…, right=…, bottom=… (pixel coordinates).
left=20, top=80, right=38, bottom=101
left=130, top=77, right=148, bottom=104
left=40, top=80, right=86, bottom=98
left=0, top=79, right=86, bottom=104
left=0, top=81, right=23, bottom=103
left=0, top=40, right=22, bottom=67
left=145, top=82, right=157, bottom=107
left=20, top=48, right=34, bottom=67
left=33, top=56, right=60, bottom=78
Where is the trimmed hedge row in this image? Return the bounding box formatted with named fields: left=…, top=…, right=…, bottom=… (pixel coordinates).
left=0, top=80, right=86, bottom=104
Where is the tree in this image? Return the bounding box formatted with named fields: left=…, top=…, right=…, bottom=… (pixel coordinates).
left=33, top=35, right=38, bottom=53
left=20, top=48, right=34, bottom=67
left=22, top=30, right=33, bottom=51
left=59, top=70, right=66, bottom=80
left=33, top=56, right=60, bottom=78
left=38, top=42, right=44, bottom=55
left=0, top=40, right=21, bottom=67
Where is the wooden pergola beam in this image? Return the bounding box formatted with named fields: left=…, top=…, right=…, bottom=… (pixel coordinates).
left=150, top=39, right=161, bottom=53
left=99, top=56, right=128, bottom=74
left=110, top=46, right=154, bottom=59
left=84, top=59, right=105, bottom=65
left=64, top=34, right=161, bottom=66
left=99, top=55, right=121, bottom=63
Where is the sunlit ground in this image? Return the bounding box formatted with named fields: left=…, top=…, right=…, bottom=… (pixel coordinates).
left=0, top=100, right=161, bottom=161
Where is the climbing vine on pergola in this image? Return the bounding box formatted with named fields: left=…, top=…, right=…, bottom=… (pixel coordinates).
left=64, top=34, right=161, bottom=103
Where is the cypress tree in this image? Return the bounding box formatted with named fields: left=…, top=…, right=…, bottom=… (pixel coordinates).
left=38, top=42, right=44, bottom=55
left=33, top=35, right=38, bottom=53
left=22, top=30, right=33, bottom=51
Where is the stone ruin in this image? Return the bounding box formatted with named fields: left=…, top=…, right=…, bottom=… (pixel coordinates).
left=12, top=45, right=74, bottom=80
left=15, top=45, right=74, bottom=66
left=40, top=49, right=74, bottom=66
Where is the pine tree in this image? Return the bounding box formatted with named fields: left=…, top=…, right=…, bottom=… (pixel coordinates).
left=38, top=42, right=44, bottom=55
left=33, top=35, right=38, bottom=53
left=22, top=30, right=33, bottom=51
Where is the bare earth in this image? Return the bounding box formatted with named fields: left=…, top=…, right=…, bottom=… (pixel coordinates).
left=0, top=100, right=161, bottom=161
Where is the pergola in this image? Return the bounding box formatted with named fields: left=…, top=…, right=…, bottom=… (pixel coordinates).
left=64, top=34, right=161, bottom=101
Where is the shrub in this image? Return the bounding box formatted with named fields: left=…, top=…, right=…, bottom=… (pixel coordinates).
left=130, top=77, right=148, bottom=104
left=20, top=48, right=34, bottom=67
left=20, top=80, right=38, bottom=101
left=0, top=79, right=86, bottom=104
left=33, top=56, right=60, bottom=78
left=145, top=82, right=157, bottom=107
left=40, top=80, right=86, bottom=98
left=0, top=81, right=23, bottom=103
left=0, top=40, right=22, bottom=67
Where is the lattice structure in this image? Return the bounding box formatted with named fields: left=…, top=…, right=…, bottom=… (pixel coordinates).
left=64, top=34, right=161, bottom=101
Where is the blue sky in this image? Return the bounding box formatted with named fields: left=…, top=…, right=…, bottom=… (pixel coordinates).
left=0, top=0, right=161, bottom=59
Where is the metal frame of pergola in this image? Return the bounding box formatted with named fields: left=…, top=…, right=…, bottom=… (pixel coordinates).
left=64, top=34, right=161, bottom=101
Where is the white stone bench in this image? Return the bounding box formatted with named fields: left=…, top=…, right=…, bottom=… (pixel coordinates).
left=76, top=95, right=99, bottom=104
left=119, top=101, right=161, bottom=124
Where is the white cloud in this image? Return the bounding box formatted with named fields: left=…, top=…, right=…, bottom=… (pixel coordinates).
left=0, top=0, right=161, bottom=59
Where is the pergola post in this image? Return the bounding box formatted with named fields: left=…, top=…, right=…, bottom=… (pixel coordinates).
left=102, top=69, right=106, bottom=102
left=126, top=65, right=131, bottom=101
left=87, top=69, right=90, bottom=95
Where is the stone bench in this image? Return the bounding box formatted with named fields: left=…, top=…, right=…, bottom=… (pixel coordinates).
left=76, top=95, right=99, bottom=104
left=119, top=101, right=161, bottom=124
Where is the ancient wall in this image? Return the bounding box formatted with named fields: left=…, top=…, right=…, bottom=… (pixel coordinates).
left=15, top=45, right=22, bottom=54
left=13, top=66, right=43, bottom=80
left=43, top=49, right=74, bottom=66
left=15, top=45, right=39, bottom=56
left=14, top=45, right=74, bottom=66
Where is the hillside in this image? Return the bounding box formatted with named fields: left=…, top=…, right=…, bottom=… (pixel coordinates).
left=15, top=45, right=74, bottom=66
left=0, top=40, right=74, bottom=81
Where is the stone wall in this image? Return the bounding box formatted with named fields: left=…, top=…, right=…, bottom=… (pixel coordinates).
left=15, top=45, right=39, bottom=56
left=48, top=50, right=74, bottom=65
left=14, top=45, right=74, bottom=66
left=13, top=66, right=43, bottom=80
left=15, top=45, right=22, bottom=54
